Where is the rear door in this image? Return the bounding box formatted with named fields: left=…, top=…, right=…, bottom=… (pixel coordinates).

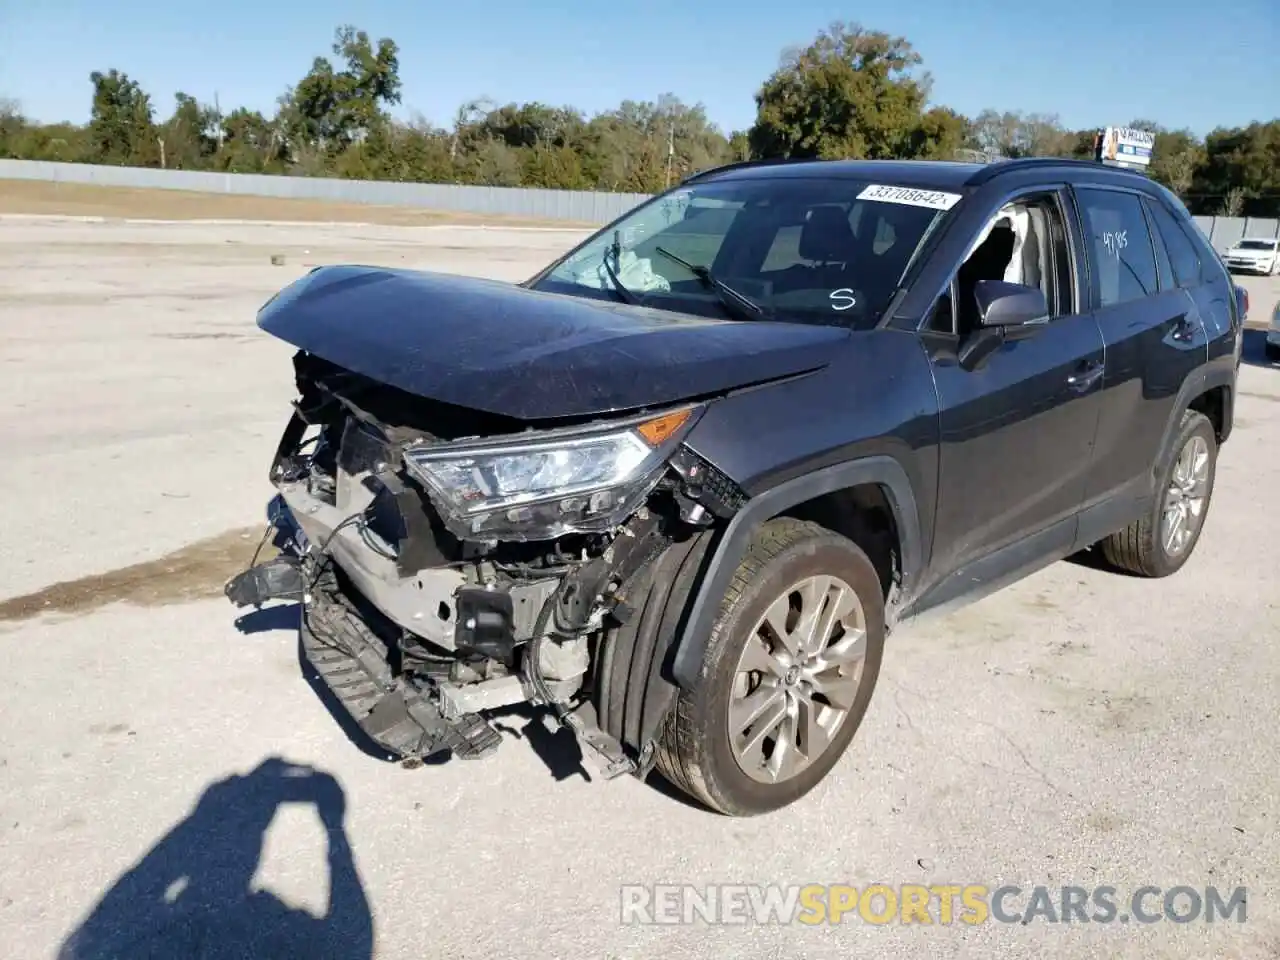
left=1143, top=196, right=1236, bottom=352
left=1073, top=185, right=1209, bottom=521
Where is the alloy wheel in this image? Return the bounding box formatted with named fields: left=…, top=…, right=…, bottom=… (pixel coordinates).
left=1161, top=434, right=1211, bottom=557
left=728, top=574, right=867, bottom=784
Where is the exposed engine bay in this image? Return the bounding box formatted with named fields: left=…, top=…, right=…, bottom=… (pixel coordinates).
left=226, top=350, right=748, bottom=777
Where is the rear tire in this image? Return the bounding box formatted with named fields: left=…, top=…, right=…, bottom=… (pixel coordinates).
left=655, top=518, right=885, bottom=817
left=1265, top=343, right=1280, bottom=364
left=1099, top=409, right=1217, bottom=577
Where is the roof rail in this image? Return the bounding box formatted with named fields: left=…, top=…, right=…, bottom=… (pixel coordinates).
left=679, top=156, right=816, bottom=184
left=964, top=155, right=1150, bottom=185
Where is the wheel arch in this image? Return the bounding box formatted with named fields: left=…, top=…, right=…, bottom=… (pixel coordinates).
left=1154, top=367, right=1235, bottom=479
left=1187, top=380, right=1232, bottom=444
left=668, top=455, right=924, bottom=691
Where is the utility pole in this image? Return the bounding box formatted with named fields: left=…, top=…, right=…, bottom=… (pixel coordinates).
left=214, top=91, right=224, bottom=150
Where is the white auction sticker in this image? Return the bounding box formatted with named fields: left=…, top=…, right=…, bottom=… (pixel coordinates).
left=857, top=184, right=962, bottom=211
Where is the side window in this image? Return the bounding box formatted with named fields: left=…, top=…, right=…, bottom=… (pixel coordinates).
left=1143, top=199, right=1202, bottom=289
left=1075, top=188, right=1159, bottom=307
left=930, top=191, right=1070, bottom=335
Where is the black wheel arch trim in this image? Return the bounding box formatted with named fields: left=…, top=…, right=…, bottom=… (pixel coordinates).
left=668, top=455, right=923, bottom=691
left=1151, top=365, right=1234, bottom=487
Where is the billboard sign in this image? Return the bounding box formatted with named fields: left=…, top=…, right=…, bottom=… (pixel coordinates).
left=1097, top=126, right=1155, bottom=169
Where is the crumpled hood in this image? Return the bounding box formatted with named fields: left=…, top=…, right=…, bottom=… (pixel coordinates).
left=257, top=265, right=850, bottom=420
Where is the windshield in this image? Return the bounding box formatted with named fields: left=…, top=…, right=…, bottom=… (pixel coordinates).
left=1236, top=239, right=1278, bottom=250
left=531, top=176, right=961, bottom=329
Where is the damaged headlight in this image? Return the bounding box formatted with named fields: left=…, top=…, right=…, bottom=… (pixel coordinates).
left=402, top=406, right=702, bottom=541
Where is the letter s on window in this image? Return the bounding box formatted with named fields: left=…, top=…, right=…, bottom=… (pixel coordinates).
left=830, top=288, right=857, bottom=311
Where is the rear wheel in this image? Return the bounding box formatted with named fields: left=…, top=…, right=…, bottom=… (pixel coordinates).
left=655, top=518, right=885, bottom=816
left=1099, top=409, right=1217, bottom=577
left=1265, top=342, right=1280, bottom=364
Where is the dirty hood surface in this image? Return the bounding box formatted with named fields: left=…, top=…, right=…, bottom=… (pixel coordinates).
left=257, top=265, right=849, bottom=420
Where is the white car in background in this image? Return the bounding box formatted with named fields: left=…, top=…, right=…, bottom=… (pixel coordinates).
left=1224, top=237, right=1280, bottom=275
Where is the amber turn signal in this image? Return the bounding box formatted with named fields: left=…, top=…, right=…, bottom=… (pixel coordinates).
left=636, top=408, right=693, bottom=447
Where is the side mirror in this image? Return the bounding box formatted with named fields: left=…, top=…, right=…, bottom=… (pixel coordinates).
left=974, top=279, right=1050, bottom=328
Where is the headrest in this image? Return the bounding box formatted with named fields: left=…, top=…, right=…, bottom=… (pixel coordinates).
left=799, top=206, right=857, bottom=263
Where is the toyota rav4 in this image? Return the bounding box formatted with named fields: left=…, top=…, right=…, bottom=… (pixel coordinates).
left=226, top=157, right=1242, bottom=817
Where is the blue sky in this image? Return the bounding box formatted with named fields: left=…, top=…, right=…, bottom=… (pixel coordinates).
left=1, top=0, right=1275, bottom=136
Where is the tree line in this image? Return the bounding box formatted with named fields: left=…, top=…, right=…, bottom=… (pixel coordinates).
left=2, top=22, right=1278, bottom=216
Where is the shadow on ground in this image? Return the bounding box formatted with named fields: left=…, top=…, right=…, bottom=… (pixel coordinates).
left=57, top=757, right=374, bottom=960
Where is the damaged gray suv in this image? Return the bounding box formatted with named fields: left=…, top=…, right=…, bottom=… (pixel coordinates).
left=227, top=156, right=1240, bottom=816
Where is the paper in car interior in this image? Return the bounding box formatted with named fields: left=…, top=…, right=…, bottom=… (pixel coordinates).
left=857, top=184, right=962, bottom=211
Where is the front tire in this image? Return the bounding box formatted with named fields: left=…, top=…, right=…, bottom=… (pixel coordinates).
left=655, top=518, right=885, bottom=816
left=1099, top=409, right=1217, bottom=577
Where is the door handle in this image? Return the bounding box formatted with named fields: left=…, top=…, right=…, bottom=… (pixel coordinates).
left=1170, top=315, right=1197, bottom=343
left=1067, top=361, right=1104, bottom=392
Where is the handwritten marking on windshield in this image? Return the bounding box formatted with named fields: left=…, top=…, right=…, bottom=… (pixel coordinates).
left=830, top=289, right=858, bottom=311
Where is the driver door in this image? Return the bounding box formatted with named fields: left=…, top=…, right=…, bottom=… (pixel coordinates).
left=917, top=186, right=1106, bottom=600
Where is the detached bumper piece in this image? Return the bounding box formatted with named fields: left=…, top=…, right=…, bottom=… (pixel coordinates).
left=224, top=556, right=304, bottom=608
left=273, top=560, right=503, bottom=763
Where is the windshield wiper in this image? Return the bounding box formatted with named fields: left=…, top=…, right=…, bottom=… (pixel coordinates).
left=600, top=231, right=641, bottom=305
left=653, top=246, right=768, bottom=322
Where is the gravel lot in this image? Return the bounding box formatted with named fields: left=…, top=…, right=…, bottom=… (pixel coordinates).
left=1, top=214, right=1278, bottom=960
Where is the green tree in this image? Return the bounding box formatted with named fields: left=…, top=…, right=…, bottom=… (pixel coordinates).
left=964, top=110, right=1081, bottom=158
left=748, top=22, right=943, bottom=161
left=211, top=108, right=285, bottom=173
left=910, top=106, right=969, bottom=159
left=1135, top=123, right=1205, bottom=199
left=88, top=69, right=159, bottom=165
left=522, top=144, right=588, bottom=189
left=160, top=92, right=219, bottom=169
left=280, top=25, right=402, bottom=162
left=726, top=130, right=751, bottom=161
left=1190, top=121, right=1280, bottom=216
left=478, top=102, right=586, bottom=150
left=4, top=21, right=1277, bottom=207
left=0, top=98, right=25, bottom=157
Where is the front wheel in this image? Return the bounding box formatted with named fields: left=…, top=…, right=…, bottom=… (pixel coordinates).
left=655, top=518, right=885, bottom=816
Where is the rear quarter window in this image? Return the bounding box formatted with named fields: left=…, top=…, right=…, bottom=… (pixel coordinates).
left=1143, top=198, right=1202, bottom=290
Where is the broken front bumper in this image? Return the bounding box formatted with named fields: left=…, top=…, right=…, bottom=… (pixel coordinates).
left=225, top=496, right=506, bottom=763
left=298, top=562, right=505, bottom=762
left=226, top=495, right=636, bottom=775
